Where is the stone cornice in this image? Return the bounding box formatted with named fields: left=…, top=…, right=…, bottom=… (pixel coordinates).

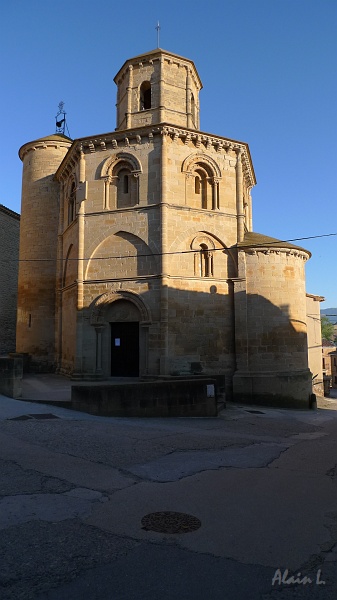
left=306, top=293, right=325, bottom=302
left=19, top=136, right=72, bottom=162
left=114, top=48, right=203, bottom=91
left=242, top=246, right=310, bottom=261
left=0, top=204, right=20, bottom=220
left=55, top=124, right=256, bottom=188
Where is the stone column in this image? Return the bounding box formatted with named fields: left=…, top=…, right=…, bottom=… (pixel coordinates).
left=212, top=178, right=220, bottom=210
left=133, top=172, right=140, bottom=205
left=72, top=191, right=86, bottom=378
left=95, top=325, right=104, bottom=375
left=126, top=65, right=133, bottom=129
left=186, top=68, right=192, bottom=129
left=236, top=149, right=245, bottom=242
left=56, top=180, right=65, bottom=371
left=103, top=176, right=111, bottom=210
left=160, top=129, right=169, bottom=375
left=248, top=188, right=253, bottom=231
left=77, top=197, right=85, bottom=311
left=159, top=56, right=165, bottom=123
left=79, top=147, right=85, bottom=183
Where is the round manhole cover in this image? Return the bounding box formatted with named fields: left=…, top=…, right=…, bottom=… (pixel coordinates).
left=141, top=511, right=201, bottom=534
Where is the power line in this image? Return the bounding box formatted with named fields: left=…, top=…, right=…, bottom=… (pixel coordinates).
left=1, top=231, right=336, bottom=264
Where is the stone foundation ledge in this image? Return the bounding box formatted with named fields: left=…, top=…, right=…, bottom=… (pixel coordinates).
left=71, top=378, right=218, bottom=417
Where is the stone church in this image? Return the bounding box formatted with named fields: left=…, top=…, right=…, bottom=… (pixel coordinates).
left=16, top=48, right=313, bottom=407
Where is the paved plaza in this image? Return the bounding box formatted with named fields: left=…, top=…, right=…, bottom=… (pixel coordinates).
left=1, top=378, right=337, bottom=599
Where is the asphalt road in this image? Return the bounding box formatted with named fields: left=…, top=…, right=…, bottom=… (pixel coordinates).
left=1, top=390, right=337, bottom=599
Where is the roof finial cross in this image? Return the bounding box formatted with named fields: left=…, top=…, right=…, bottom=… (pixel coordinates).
left=156, top=21, right=161, bottom=48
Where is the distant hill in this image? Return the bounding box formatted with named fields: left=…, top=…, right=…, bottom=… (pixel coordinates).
left=321, top=308, right=337, bottom=324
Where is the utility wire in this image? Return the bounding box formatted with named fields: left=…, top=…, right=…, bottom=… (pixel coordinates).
left=1, top=231, right=336, bottom=264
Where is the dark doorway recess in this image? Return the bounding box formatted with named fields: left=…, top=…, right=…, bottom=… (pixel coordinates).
left=111, top=322, right=139, bottom=376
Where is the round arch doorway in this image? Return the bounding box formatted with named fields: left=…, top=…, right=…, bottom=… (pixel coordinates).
left=106, top=300, right=141, bottom=377
left=110, top=321, right=139, bottom=376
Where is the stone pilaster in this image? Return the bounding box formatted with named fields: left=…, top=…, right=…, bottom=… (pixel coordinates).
left=160, top=130, right=169, bottom=374
left=186, top=68, right=192, bottom=129
left=126, top=65, right=133, bottom=129
left=236, top=149, right=245, bottom=242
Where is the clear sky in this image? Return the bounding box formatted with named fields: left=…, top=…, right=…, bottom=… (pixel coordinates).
left=1, top=0, right=336, bottom=307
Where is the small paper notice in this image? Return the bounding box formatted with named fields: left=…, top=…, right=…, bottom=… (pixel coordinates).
left=207, top=384, right=215, bottom=397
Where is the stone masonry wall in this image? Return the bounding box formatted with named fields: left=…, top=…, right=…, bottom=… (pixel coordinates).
left=306, top=294, right=324, bottom=395
left=57, top=125, right=252, bottom=377
left=233, top=246, right=312, bottom=407
left=17, top=137, right=72, bottom=369
left=241, top=248, right=309, bottom=373
left=0, top=206, right=20, bottom=354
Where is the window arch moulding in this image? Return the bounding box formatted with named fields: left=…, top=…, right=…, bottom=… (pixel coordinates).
left=100, top=152, right=142, bottom=179
left=191, top=234, right=215, bottom=277
left=181, top=153, right=222, bottom=179
left=90, top=289, right=152, bottom=325
left=100, top=153, right=142, bottom=209
left=182, top=153, right=221, bottom=211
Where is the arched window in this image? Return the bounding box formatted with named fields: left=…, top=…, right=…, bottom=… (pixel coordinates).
left=140, top=81, right=151, bottom=110
left=123, top=174, right=129, bottom=194
left=113, top=164, right=138, bottom=209
left=195, top=168, right=208, bottom=209
left=182, top=155, right=222, bottom=211
left=68, top=182, right=76, bottom=225
left=195, top=176, right=200, bottom=194
left=191, top=234, right=218, bottom=278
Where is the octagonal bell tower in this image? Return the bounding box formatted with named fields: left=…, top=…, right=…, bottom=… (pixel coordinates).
left=114, top=48, right=202, bottom=131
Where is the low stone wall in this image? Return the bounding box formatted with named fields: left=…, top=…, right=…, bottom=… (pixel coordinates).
left=0, top=357, right=23, bottom=399
left=71, top=378, right=217, bottom=417
left=233, top=370, right=312, bottom=409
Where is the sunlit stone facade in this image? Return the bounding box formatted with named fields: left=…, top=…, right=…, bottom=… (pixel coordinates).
left=16, top=48, right=313, bottom=406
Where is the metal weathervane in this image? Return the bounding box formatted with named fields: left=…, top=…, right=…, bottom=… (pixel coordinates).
left=55, top=101, right=70, bottom=137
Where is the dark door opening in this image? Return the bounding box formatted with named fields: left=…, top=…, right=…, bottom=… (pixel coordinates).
left=110, top=321, right=139, bottom=376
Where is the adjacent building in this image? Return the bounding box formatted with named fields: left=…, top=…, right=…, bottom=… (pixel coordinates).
left=0, top=204, right=20, bottom=354
left=306, top=294, right=325, bottom=396
left=322, top=340, right=337, bottom=392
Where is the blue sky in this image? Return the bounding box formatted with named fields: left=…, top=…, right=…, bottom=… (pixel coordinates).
left=1, top=0, right=336, bottom=307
